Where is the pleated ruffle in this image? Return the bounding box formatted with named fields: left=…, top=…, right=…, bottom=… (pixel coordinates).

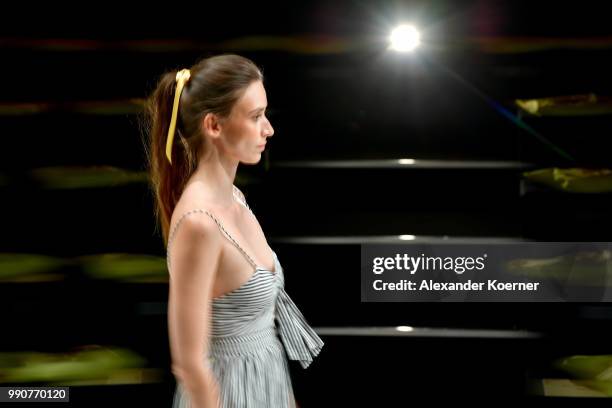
left=275, top=288, right=325, bottom=369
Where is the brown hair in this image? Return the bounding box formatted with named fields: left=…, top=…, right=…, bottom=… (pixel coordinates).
left=140, top=54, right=263, bottom=246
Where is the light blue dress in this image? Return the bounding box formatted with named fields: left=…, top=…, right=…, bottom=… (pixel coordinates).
left=167, top=186, right=324, bottom=407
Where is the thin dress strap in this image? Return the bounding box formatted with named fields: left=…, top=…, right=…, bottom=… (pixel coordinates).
left=166, top=186, right=257, bottom=271
left=232, top=184, right=255, bottom=215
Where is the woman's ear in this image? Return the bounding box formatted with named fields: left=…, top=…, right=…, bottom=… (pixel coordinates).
left=201, top=112, right=222, bottom=139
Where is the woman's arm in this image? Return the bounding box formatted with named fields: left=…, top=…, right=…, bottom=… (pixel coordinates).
left=167, top=214, right=222, bottom=408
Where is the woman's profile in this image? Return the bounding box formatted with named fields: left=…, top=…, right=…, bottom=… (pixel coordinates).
left=142, top=54, right=324, bottom=407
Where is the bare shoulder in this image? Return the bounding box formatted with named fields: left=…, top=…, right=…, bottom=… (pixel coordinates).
left=169, top=185, right=214, bottom=242
left=173, top=210, right=219, bottom=239
left=166, top=187, right=224, bottom=271
left=169, top=207, right=220, bottom=248
left=166, top=210, right=223, bottom=279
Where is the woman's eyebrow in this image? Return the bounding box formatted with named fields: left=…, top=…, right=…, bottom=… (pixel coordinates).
left=248, top=106, right=266, bottom=114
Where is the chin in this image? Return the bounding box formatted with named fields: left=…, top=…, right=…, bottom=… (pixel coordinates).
left=242, top=155, right=262, bottom=165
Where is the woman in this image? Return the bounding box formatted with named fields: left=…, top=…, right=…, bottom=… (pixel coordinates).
left=143, top=54, right=324, bottom=407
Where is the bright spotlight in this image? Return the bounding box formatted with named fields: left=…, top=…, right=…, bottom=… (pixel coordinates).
left=389, top=24, right=420, bottom=52
left=398, top=158, right=415, bottom=165
left=399, top=235, right=415, bottom=241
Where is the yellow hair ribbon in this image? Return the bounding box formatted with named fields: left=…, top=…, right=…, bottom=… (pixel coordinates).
left=165, top=69, right=191, bottom=165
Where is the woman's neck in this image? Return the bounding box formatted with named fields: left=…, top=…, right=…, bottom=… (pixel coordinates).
left=186, top=155, right=238, bottom=209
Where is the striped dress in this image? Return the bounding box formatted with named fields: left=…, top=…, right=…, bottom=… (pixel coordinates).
left=168, top=186, right=324, bottom=407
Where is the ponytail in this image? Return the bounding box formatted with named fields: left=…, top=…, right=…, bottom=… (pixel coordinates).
left=142, top=70, right=197, bottom=246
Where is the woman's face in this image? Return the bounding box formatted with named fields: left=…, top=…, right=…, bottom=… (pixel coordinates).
left=218, top=80, right=274, bottom=164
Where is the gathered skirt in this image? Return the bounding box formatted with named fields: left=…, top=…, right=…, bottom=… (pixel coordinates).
left=172, top=327, right=297, bottom=407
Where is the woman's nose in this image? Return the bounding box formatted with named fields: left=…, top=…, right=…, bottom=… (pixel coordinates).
left=265, top=120, right=274, bottom=138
